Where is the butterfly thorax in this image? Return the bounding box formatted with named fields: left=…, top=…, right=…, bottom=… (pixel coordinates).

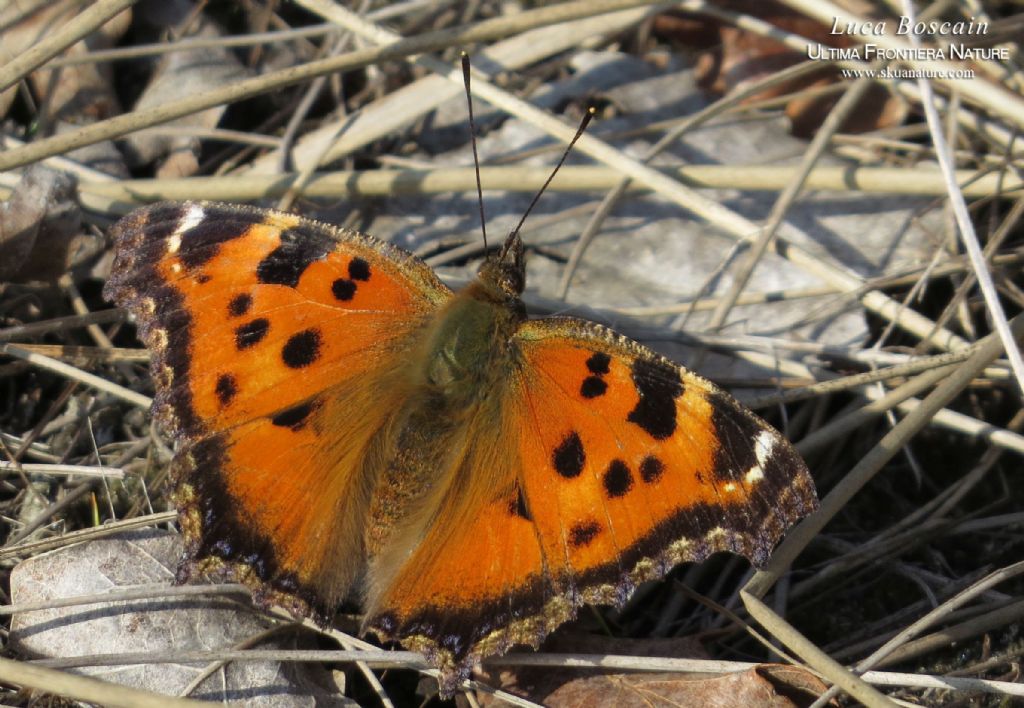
left=364, top=270, right=525, bottom=558
left=419, top=278, right=524, bottom=403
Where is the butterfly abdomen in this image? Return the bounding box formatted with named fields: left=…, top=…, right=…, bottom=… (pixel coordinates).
left=362, top=277, right=526, bottom=577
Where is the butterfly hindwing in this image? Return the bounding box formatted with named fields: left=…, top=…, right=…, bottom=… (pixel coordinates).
left=364, top=316, right=816, bottom=688
left=104, top=201, right=452, bottom=613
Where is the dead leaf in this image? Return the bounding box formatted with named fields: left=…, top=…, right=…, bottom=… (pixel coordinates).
left=475, top=630, right=829, bottom=706
left=9, top=529, right=353, bottom=705
left=543, top=665, right=829, bottom=708
left=0, top=0, right=130, bottom=124
left=476, top=633, right=706, bottom=704
left=653, top=1, right=908, bottom=136
left=119, top=10, right=250, bottom=178
left=0, top=165, right=81, bottom=282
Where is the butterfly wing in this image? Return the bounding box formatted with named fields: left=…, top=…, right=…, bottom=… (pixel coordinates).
left=104, top=201, right=452, bottom=615
left=365, top=316, right=816, bottom=691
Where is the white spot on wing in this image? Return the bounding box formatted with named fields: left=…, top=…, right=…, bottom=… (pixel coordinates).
left=168, top=204, right=205, bottom=253
left=755, top=430, right=776, bottom=466
left=744, top=430, right=776, bottom=485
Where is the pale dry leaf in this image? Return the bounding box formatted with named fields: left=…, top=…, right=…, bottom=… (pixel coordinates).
left=9, top=529, right=351, bottom=706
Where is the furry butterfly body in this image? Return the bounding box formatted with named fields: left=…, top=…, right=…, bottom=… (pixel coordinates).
left=104, top=200, right=817, bottom=694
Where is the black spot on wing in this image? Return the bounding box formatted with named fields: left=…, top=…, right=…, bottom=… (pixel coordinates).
left=235, top=318, right=269, bottom=350
left=228, top=293, right=252, bottom=318
left=586, top=352, right=611, bottom=375
left=569, top=520, right=602, bottom=548
left=349, top=257, right=371, bottom=281
left=256, top=226, right=334, bottom=287
left=331, top=257, right=373, bottom=302
left=603, top=459, right=633, bottom=498
left=331, top=278, right=357, bottom=301
left=282, top=329, right=321, bottom=369
left=271, top=400, right=319, bottom=430
left=552, top=431, right=585, bottom=478
left=215, top=374, right=237, bottom=406
left=580, top=351, right=611, bottom=398
left=626, top=358, right=683, bottom=440
left=640, top=455, right=665, bottom=484
left=178, top=218, right=256, bottom=269
left=580, top=376, right=607, bottom=399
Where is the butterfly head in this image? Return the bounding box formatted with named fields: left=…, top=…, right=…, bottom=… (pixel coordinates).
left=462, top=73, right=589, bottom=307
left=477, top=230, right=525, bottom=299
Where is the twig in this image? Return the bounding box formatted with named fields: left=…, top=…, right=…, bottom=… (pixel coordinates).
left=0, top=462, right=124, bottom=479
left=0, top=0, right=138, bottom=93
left=0, top=344, right=151, bottom=409
left=0, top=656, right=205, bottom=708
left=746, top=312, right=1024, bottom=597
left=0, top=0, right=657, bottom=172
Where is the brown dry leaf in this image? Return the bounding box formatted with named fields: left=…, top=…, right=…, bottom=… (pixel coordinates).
left=0, top=165, right=81, bottom=282
left=476, top=634, right=706, bottom=704
left=0, top=1, right=78, bottom=118
left=0, top=0, right=130, bottom=124
left=0, top=0, right=131, bottom=178
left=542, top=665, right=829, bottom=708
left=119, top=7, right=250, bottom=178
left=653, top=1, right=907, bottom=136
left=476, top=631, right=829, bottom=706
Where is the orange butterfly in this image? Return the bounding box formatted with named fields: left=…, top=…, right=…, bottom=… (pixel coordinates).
left=104, top=198, right=817, bottom=695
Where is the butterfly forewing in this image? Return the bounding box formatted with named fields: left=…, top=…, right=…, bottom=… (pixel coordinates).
left=104, top=201, right=452, bottom=614
left=513, top=318, right=817, bottom=575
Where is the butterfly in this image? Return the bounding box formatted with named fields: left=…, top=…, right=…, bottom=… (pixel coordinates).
left=103, top=199, right=817, bottom=696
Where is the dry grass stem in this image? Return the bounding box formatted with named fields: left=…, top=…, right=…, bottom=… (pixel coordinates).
left=0, top=656, right=206, bottom=708
left=0, top=512, right=177, bottom=562
left=0, top=462, right=124, bottom=479
left=0, top=345, right=151, bottom=409
left=71, top=164, right=1024, bottom=212
left=0, top=0, right=138, bottom=93
left=741, top=591, right=894, bottom=706
left=0, top=0, right=656, bottom=172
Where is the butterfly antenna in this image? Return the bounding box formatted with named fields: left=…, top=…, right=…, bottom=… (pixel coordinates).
left=504, top=106, right=595, bottom=256
left=461, top=52, right=488, bottom=253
